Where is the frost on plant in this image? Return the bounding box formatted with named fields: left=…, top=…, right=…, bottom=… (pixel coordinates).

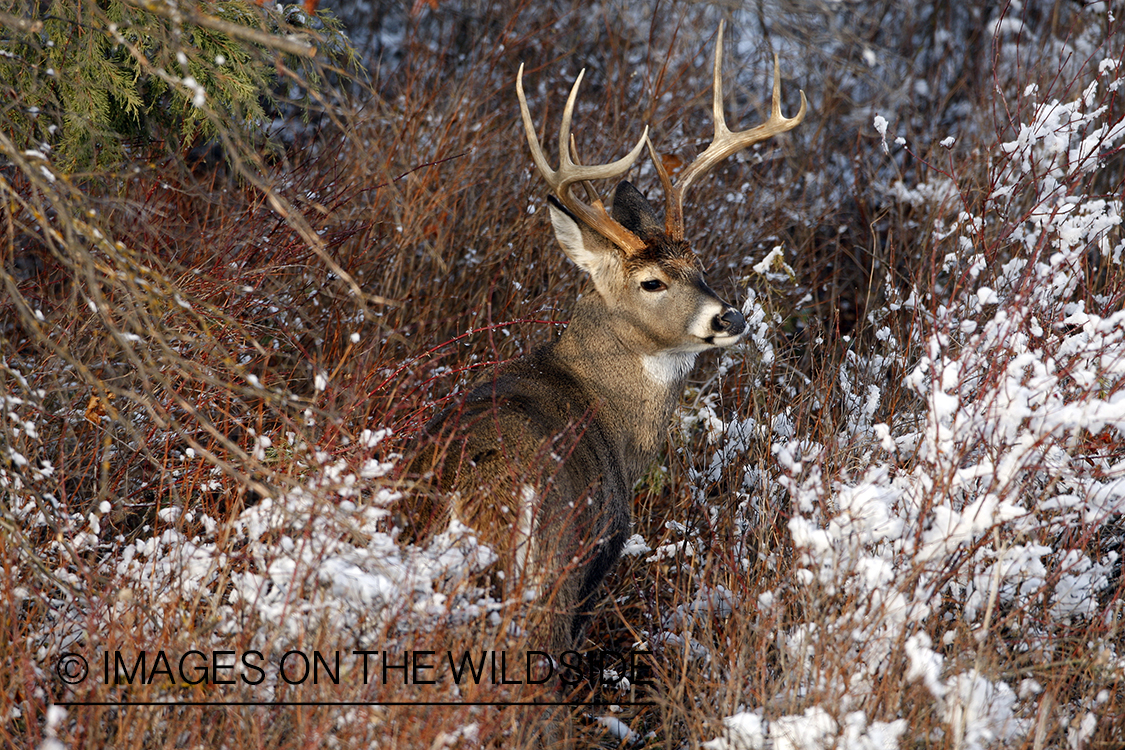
left=698, top=30, right=1125, bottom=750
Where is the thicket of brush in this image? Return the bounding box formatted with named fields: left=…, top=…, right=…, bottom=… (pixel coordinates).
left=2, top=0, right=1124, bottom=747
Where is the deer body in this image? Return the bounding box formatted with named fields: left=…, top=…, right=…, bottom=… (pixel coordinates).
left=416, top=181, right=746, bottom=651
left=410, top=23, right=805, bottom=667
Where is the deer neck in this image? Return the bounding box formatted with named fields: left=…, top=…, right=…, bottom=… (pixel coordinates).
left=551, top=295, right=696, bottom=475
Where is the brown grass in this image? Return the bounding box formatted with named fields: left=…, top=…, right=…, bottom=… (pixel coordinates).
left=3, top=0, right=1125, bottom=748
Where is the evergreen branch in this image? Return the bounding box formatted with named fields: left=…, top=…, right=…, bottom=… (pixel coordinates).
left=125, top=0, right=317, bottom=58
left=0, top=11, right=43, bottom=34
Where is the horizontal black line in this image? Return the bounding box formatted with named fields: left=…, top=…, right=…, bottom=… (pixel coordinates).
left=55, top=701, right=656, bottom=707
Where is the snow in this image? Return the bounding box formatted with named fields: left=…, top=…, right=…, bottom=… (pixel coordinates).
left=595, top=716, right=636, bottom=742
left=7, top=7, right=1125, bottom=748
left=873, top=114, right=889, bottom=154
left=695, top=29, right=1125, bottom=745
left=703, top=711, right=765, bottom=750
left=944, top=671, right=1021, bottom=749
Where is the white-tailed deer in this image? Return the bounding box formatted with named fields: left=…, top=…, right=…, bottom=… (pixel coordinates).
left=409, top=18, right=804, bottom=691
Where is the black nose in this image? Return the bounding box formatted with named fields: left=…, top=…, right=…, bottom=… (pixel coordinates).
left=712, top=307, right=746, bottom=336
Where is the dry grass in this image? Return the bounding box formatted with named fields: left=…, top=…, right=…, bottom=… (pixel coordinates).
left=3, top=0, right=1125, bottom=748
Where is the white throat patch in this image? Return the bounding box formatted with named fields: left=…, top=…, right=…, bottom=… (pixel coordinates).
left=642, top=351, right=698, bottom=385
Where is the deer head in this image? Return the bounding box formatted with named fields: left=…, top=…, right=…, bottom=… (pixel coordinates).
left=516, top=21, right=806, bottom=387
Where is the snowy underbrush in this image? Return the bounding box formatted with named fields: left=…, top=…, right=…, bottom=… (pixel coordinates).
left=4, top=420, right=516, bottom=715
left=681, top=42, right=1125, bottom=750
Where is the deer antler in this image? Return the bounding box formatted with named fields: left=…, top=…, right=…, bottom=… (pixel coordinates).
left=658, top=21, right=807, bottom=240
left=517, top=63, right=650, bottom=254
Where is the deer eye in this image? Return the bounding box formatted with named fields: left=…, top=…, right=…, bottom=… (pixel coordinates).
left=640, top=279, right=667, bottom=292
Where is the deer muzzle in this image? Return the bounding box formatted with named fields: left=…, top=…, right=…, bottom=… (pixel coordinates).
left=712, top=307, right=746, bottom=338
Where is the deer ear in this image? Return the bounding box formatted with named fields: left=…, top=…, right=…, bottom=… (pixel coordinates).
left=547, top=197, right=618, bottom=279
left=610, top=181, right=662, bottom=240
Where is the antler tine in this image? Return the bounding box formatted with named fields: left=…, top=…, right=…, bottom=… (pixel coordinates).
left=570, top=134, right=601, bottom=205
left=517, top=63, right=650, bottom=253
left=665, top=21, right=807, bottom=239
left=644, top=135, right=671, bottom=196
left=516, top=63, right=558, bottom=188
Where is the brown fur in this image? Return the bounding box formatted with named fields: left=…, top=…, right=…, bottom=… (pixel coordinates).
left=404, top=181, right=747, bottom=747
left=622, top=235, right=699, bottom=277
left=405, top=182, right=742, bottom=648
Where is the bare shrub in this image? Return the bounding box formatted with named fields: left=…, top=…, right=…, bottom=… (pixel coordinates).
left=3, top=1, right=1124, bottom=748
